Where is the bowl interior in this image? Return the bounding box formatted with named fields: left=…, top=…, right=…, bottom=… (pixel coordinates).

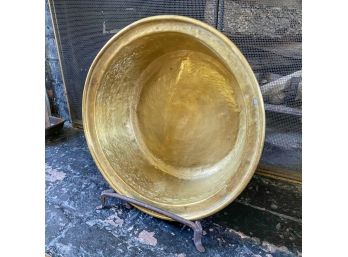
left=94, top=31, right=246, bottom=206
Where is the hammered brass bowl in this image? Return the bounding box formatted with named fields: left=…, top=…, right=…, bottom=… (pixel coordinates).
left=83, top=16, right=265, bottom=220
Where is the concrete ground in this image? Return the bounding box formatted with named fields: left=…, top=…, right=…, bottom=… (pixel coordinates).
left=45, top=128, right=301, bottom=257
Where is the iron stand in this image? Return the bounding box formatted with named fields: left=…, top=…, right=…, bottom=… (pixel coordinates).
left=97, top=189, right=205, bottom=252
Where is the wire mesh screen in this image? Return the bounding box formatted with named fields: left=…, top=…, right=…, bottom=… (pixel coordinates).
left=48, top=0, right=302, bottom=176
left=218, top=0, right=302, bottom=175
left=49, top=0, right=217, bottom=122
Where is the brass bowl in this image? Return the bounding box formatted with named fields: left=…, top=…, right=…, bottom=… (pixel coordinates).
left=83, top=16, right=265, bottom=220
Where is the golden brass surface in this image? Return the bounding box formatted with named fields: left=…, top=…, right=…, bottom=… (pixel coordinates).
left=83, top=16, right=265, bottom=220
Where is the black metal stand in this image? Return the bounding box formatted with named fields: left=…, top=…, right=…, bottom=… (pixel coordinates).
left=97, top=189, right=205, bottom=252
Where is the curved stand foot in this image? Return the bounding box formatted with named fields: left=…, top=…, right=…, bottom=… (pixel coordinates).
left=98, top=189, right=205, bottom=252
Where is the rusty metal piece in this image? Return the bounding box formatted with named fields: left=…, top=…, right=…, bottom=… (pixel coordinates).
left=98, top=189, right=205, bottom=252
left=45, top=116, right=65, bottom=136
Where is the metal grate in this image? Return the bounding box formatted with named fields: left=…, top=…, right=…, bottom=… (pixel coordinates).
left=46, top=0, right=302, bottom=178
left=218, top=1, right=302, bottom=176
left=49, top=0, right=215, bottom=122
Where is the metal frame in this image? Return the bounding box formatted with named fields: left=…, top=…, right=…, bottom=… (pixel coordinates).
left=257, top=165, right=301, bottom=184
left=47, top=0, right=73, bottom=123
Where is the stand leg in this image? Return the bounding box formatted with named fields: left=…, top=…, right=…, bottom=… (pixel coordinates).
left=97, top=189, right=205, bottom=252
